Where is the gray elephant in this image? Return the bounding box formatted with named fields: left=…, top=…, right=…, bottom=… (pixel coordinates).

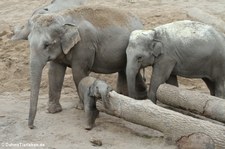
left=28, top=6, right=146, bottom=129
left=12, top=0, right=87, bottom=40
left=126, top=20, right=225, bottom=103
left=78, top=76, right=112, bottom=130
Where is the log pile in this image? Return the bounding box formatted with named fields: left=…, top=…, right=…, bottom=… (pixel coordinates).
left=96, top=90, right=225, bottom=148
left=157, top=84, right=225, bottom=123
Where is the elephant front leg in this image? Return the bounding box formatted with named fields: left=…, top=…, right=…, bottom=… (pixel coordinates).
left=148, top=60, right=176, bottom=103
left=136, top=72, right=147, bottom=99
left=117, top=71, right=128, bottom=95
left=117, top=70, right=147, bottom=99
left=48, top=62, right=66, bottom=113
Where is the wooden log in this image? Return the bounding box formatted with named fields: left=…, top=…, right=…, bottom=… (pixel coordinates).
left=157, top=84, right=225, bottom=123
left=187, top=7, right=225, bottom=33
left=160, top=103, right=225, bottom=126
left=96, top=91, right=225, bottom=148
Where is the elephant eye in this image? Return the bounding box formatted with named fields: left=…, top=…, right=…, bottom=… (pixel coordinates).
left=137, top=56, right=143, bottom=62
left=151, top=41, right=157, bottom=49
left=43, top=42, right=51, bottom=49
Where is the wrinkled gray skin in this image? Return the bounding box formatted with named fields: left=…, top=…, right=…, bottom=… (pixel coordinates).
left=12, top=0, right=87, bottom=40
left=28, top=6, right=146, bottom=129
left=126, top=20, right=225, bottom=103
left=78, top=76, right=112, bottom=130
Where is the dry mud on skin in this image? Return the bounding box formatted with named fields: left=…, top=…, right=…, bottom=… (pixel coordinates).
left=1, top=0, right=225, bottom=148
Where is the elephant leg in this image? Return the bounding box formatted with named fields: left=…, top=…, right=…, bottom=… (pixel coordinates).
left=72, top=64, right=90, bottom=88
left=72, top=46, right=94, bottom=89
left=214, top=79, right=225, bottom=99
left=148, top=59, right=176, bottom=103
left=75, top=100, right=84, bottom=110
left=72, top=65, right=89, bottom=110
left=48, top=61, right=66, bottom=113
left=166, top=74, right=178, bottom=87
left=202, top=78, right=215, bottom=96
left=117, top=70, right=128, bottom=95
left=84, top=95, right=99, bottom=130
left=117, top=70, right=147, bottom=99
left=135, top=72, right=147, bottom=99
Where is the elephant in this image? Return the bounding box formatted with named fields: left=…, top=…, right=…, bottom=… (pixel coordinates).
left=11, top=0, right=87, bottom=40
left=126, top=20, right=225, bottom=103
left=28, top=6, right=146, bottom=129
left=78, top=76, right=112, bottom=130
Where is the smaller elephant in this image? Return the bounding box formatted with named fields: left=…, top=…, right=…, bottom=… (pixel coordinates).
left=78, top=76, right=112, bottom=130
left=126, top=20, right=225, bottom=103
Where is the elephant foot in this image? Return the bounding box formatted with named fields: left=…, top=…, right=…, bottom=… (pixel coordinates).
left=116, top=87, right=128, bottom=96
left=136, top=90, right=148, bottom=100
left=47, top=103, right=62, bottom=113
left=28, top=124, right=36, bottom=129
left=149, top=98, right=156, bottom=104
left=75, top=101, right=84, bottom=110
left=85, top=124, right=94, bottom=130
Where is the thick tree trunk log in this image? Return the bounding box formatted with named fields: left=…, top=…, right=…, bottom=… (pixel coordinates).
left=157, top=84, right=225, bottom=123
left=187, top=7, right=225, bottom=33
left=96, top=91, right=225, bottom=148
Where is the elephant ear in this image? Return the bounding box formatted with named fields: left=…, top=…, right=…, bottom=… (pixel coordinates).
left=88, top=84, right=95, bottom=97
left=61, top=24, right=81, bottom=55
left=151, top=40, right=163, bottom=57
left=107, top=86, right=113, bottom=92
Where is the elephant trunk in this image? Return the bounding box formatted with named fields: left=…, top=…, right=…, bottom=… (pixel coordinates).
left=100, top=92, right=110, bottom=109
left=28, top=56, right=46, bottom=129
left=126, top=56, right=140, bottom=99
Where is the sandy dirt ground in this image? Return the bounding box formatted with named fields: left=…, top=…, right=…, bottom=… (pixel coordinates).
left=1, top=0, right=225, bottom=149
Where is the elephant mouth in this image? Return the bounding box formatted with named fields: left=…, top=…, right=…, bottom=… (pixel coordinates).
left=47, top=56, right=52, bottom=61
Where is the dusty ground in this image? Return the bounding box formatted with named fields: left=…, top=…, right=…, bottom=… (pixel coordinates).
left=1, top=0, right=225, bottom=149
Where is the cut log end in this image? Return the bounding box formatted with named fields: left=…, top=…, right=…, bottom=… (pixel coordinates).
left=177, top=133, right=215, bottom=149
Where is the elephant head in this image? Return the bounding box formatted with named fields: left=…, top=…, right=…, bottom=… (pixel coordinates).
left=11, top=0, right=87, bottom=40
left=28, top=14, right=80, bottom=129
left=126, top=30, right=163, bottom=99
left=88, top=80, right=112, bottom=108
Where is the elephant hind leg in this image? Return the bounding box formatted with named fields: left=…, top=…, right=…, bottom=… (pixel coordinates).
left=166, top=75, right=178, bottom=87
left=202, top=77, right=225, bottom=98
left=214, top=79, right=225, bottom=99
left=75, top=99, right=84, bottom=110
left=202, top=78, right=215, bottom=96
